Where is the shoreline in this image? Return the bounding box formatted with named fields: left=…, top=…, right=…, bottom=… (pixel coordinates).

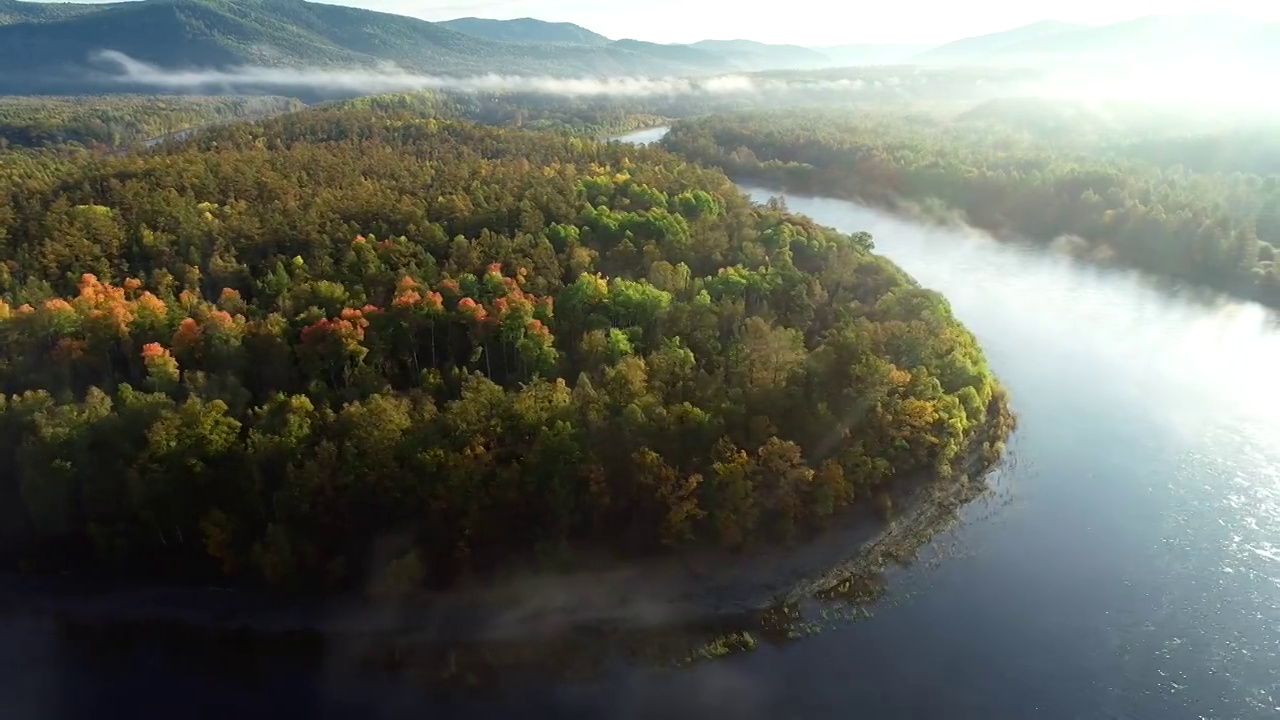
left=0, top=418, right=1010, bottom=645
left=722, top=171, right=1280, bottom=311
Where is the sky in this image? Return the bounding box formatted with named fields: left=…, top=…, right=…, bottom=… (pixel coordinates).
left=36, top=0, right=1280, bottom=46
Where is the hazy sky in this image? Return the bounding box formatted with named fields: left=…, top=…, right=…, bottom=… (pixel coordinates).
left=42, top=0, right=1280, bottom=45
left=334, top=0, right=1280, bottom=44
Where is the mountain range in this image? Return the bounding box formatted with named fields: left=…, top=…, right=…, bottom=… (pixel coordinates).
left=0, top=1, right=1276, bottom=95
left=915, top=15, right=1280, bottom=67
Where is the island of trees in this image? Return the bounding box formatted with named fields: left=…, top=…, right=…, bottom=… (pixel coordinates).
left=0, top=107, right=1012, bottom=593
left=662, top=108, right=1280, bottom=306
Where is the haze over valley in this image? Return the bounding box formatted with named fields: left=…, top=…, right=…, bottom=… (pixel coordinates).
left=2, top=0, right=1278, bottom=103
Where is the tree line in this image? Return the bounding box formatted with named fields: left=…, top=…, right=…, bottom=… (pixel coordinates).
left=0, top=92, right=669, bottom=154
left=0, top=108, right=1011, bottom=592
left=662, top=109, right=1280, bottom=306
left=327, top=91, right=668, bottom=138
left=0, top=95, right=306, bottom=150
left=954, top=97, right=1280, bottom=176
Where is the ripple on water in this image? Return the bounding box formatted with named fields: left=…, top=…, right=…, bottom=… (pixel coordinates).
left=1124, top=421, right=1280, bottom=717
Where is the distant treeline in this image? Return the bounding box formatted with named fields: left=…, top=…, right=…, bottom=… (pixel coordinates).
left=954, top=97, right=1280, bottom=176
left=663, top=109, right=1280, bottom=306
left=328, top=92, right=667, bottom=137
left=0, top=92, right=672, bottom=153
left=0, top=95, right=307, bottom=149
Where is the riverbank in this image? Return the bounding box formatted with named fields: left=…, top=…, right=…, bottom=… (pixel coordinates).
left=712, top=169, right=1280, bottom=310
left=0, top=402, right=1013, bottom=646
left=643, top=116, right=1278, bottom=311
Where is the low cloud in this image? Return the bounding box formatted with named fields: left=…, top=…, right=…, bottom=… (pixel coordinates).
left=94, top=50, right=759, bottom=97
left=93, top=51, right=887, bottom=98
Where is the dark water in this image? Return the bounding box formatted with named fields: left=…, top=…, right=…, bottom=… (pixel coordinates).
left=4, top=127, right=1280, bottom=719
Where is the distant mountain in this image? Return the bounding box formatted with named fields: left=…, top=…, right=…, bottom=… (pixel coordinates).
left=436, top=22, right=840, bottom=71
left=1014, top=14, right=1280, bottom=66
left=914, top=20, right=1084, bottom=64
left=0, top=0, right=120, bottom=24
left=14, top=2, right=1273, bottom=98
left=613, top=38, right=726, bottom=68
left=915, top=15, right=1280, bottom=68
left=439, top=20, right=826, bottom=72
left=0, top=0, right=738, bottom=95
left=439, top=16, right=610, bottom=46
left=686, top=39, right=829, bottom=71
left=813, top=44, right=932, bottom=67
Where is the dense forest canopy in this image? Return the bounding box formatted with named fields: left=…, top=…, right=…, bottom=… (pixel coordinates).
left=662, top=109, right=1280, bottom=306
left=0, top=95, right=305, bottom=150
left=0, top=92, right=667, bottom=153
left=328, top=89, right=1280, bottom=180
left=328, top=91, right=669, bottom=138
left=0, top=108, right=1011, bottom=592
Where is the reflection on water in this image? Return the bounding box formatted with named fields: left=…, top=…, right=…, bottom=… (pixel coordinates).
left=0, top=506, right=932, bottom=691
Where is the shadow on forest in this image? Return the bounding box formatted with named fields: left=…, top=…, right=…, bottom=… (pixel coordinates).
left=32, top=451, right=1020, bottom=699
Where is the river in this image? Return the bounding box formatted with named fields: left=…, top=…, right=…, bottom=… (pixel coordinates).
left=4, top=126, right=1280, bottom=719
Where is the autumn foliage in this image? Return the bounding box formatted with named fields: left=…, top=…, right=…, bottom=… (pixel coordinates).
left=0, top=111, right=1011, bottom=592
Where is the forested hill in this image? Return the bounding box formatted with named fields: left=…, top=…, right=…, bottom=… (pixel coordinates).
left=0, top=0, right=118, bottom=23
left=0, top=0, right=734, bottom=95
left=0, top=0, right=896, bottom=96
left=438, top=16, right=611, bottom=46
left=662, top=111, right=1280, bottom=306
left=0, top=108, right=1011, bottom=592
left=0, top=0, right=930, bottom=94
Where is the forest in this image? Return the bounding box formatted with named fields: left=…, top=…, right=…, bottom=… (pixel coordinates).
left=950, top=98, right=1280, bottom=176
left=662, top=109, right=1280, bottom=306
left=0, top=107, right=1011, bottom=593
left=330, top=91, right=669, bottom=138
left=0, top=92, right=669, bottom=152
left=0, top=95, right=305, bottom=150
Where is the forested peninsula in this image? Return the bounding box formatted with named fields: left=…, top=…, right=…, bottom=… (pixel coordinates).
left=663, top=111, right=1280, bottom=307
left=0, top=108, right=1011, bottom=596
